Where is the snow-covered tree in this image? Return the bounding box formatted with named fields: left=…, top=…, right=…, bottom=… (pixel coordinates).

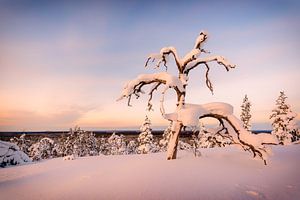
left=29, top=137, right=55, bottom=161
left=191, top=123, right=232, bottom=157
left=51, top=143, right=63, bottom=158
left=0, top=140, right=31, bottom=167
left=61, top=127, right=99, bottom=157
left=118, top=31, right=278, bottom=164
left=177, top=140, right=192, bottom=151
left=127, top=140, right=138, bottom=155
left=270, top=91, right=299, bottom=145
left=191, top=134, right=202, bottom=157
left=107, top=133, right=127, bottom=155
left=197, top=125, right=232, bottom=148
left=159, top=122, right=173, bottom=151
left=75, top=132, right=98, bottom=157
left=137, top=116, right=158, bottom=154
left=98, top=137, right=110, bottom=155
left=10, top=134, right=31, bottom=155
left=240, top=95, right=252, bottom=131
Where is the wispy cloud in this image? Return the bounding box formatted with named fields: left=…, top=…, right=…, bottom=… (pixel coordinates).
left=0, top=0, right=299, bottom=130
left=0, top=104, right=96, bottom=131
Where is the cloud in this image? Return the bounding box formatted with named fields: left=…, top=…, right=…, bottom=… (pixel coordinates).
left=0, top=105, right=97, bottom=131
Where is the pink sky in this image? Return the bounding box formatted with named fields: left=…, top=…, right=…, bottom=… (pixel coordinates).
left=0, top=0, right=299, bottom=131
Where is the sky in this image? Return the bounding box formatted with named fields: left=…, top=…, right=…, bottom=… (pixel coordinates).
left=0, top=0, right=299, bottom=131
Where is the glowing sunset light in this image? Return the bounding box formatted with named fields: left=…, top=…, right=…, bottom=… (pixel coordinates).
left=0, top=0, right=299, bottom=131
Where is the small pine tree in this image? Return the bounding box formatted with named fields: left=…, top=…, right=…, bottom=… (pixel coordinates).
left=193, top=124, right=232, bottom=149
left=240, top=95, right=252, bottom=131
left=75, top=131, right=98, bottom=157
left=177, top=140, right=192, bottom=151
left=61, top=127, right=78, bottom=156
left=107, top=133, right=127, bottom=155
left=98, top=137, right=110, bottom=155
left=28, top=137, right=55, bottom=161
left=60, top=127, right=99, bottom=157
left=127, top=140, right=138, bottom=154
left=137, top=116, right=157, bottom=154
left=191, top=134, right=201, bottom=157
left=10, top=134, right=31, bottom=155
left=159, top=122, right=173, bottom=151
left=270, top=91, right=299, bottom=145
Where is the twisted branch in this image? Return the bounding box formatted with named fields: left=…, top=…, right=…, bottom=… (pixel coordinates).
left=147, top=82, right=162, bottom=110
left=118, top=72, right=185, bottom=110
left=199, top=113, right=267, bottom=164
left=145, top=47, right=181, bottom=72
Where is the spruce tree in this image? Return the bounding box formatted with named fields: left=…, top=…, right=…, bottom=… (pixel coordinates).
left=10, top=134, right=31, bottom=155
left=61, top=127, right=99, bottom=157
left=270, top=91, right=299, bottom=144
left=240, top=95, right=252, bottom=131
left=137, top=116, right=156, bottom=154
left=107, top=133, right=127, bottom=155
left=28, top=137, right=55, bottom=161
left=159, top=122, right=173, bottom=151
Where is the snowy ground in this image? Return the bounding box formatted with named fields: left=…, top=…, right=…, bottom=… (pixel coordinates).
left=0, top=145, right=299, bottom=200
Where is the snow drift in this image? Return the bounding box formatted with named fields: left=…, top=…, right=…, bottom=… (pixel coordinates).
left=0, top=145, right=299, bottom=200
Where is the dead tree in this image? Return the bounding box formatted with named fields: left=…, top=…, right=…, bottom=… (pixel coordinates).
left=118, top=31, right=278, bottom=164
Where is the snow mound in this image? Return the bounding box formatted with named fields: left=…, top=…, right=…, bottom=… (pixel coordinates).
left=0, top=140, right=31, bottom=167
left=0, top=145, right=299, bottom=200
left=175, top=103, right=233, bottom=127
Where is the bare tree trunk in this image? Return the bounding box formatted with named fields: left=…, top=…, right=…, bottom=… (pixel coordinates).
left=167, top=121, right=183, bottom=160
left=166, top=74, right=185, bottom=160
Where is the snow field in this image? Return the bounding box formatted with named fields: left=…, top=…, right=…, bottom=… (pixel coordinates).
left=1, top=145, right=299, bottom=200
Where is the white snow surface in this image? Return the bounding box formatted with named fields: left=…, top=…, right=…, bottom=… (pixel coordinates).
left=166, top=102, right=233, bottom=127
left=0, top=141, right=31, bottom=167
left=1, top=145, right=299, bottom=200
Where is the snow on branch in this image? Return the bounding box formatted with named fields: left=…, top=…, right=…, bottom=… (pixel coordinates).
left=145, top=46, right=182, bottom=71
left=184, top=55, right=236, bottom=74
left=144, top=31, right=235, bottom=95
left=183, top=55, right=236, bottom=93
left=119, top=30, right=240, bottom=162
left=194, top=31, right=209, bottom=50
left=164, top=102, right=278, bottom=164
left=117, top=72, right=185, bottom=110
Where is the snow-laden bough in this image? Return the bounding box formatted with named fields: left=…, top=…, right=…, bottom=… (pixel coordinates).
left=164, top=103, right=278, bottom=164
left=118, top=31, right=277, bottom=164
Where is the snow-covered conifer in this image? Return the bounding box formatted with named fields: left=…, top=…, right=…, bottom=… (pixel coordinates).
left=177, top=140, right=192, bottom=151
left=51, top=143, right=63, bottom=158
left=191, top=134, right=201, bottom=157
left=270, top=91, right=299, bottom=145
left=98, top=137, right=110, bottom=155
left=159, top=122, right=173, bottom=151
left=60, top=128, right=77, bottom=156
left=61, top=127, right=99, bottom=157
left=29, top=137, right=55, bottom=161
left=127, top=140, right=138, bottom=154
left=10, top=134, right=31, bottom=155
left=75, top=131, right=98, bottom=157
left=199, top=125, right=232, bottom=148
left=137, top=116, right=158, bottom=154
left=240, top=95, right=252, bottom=131
left=0, top=140, right=31, bottom=167
left=107, top=133, right=127, bottom=155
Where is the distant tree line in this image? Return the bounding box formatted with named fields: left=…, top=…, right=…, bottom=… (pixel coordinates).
left=1, top=91, right=299, bottom=167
